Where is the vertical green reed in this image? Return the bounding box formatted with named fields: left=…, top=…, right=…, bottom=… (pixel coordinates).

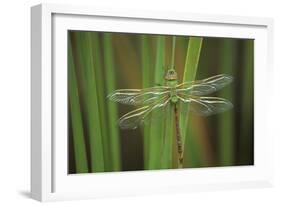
left=103, top=33, right=121, bottom=171
left=182, top=37, right=203, bottom=82
left=171, top=36, right=176, bottom=68
left=72, top=32, right=105, bottom=172
left=68, top=37, right=89, bottom=173
left=162, top=105, right=173, bottom=168
left=91, top=33, right=111, bottom=171
left=147, top=35, right=166, bottom=169
left=185, top=123, right=201, bottom=167
left=180, top=37, right=203, bottom=166
left=218, top=39, right=236, bottom=166
left=141, top=35, right=151, bottom=169
left=239, top=40, right=254, bottom=165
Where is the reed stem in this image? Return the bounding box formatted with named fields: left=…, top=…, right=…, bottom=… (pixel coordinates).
left=180, top=37, right=203, bottom=166
left=171, top=36, right=176, bottom=69
left=68, top=36, right=89, bottom=173
left=103, top=33, right=121, bottom=171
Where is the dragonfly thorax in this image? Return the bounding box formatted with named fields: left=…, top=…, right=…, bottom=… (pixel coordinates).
left=168, top=87, right=178, bottom=104
left=165, top=69, right=179, bottom=103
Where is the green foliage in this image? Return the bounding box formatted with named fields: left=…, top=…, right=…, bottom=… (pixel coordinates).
left=218, top=39, right=236, bottom=166
left=73, top=32, right=105, bottom=172
left=141, top=35, right=152, bottom=169
left=69, top=32, right=121, bottom=173
left=238, top=40, right=254, bottom=165
left=103, top=33, right=121, bottom=171
left=147, top=36, right=167, bottom=169
left=68, top=31, right=254, bottom=173
left=68, top=37, right=89, bottom=173
left=180, top=37, right=203, bottom=167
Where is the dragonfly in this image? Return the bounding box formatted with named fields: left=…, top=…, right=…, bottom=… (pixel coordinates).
left=108, top=69, right=233, bottom=165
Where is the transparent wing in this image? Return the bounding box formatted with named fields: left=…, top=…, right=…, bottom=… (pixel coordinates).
left=118, top=96, right=170, bottom=129
left=176, top=74, right=233, bottom=96
left=178, top=95, right=233, bottom=116
left=108, top=86, right=170, bottom=106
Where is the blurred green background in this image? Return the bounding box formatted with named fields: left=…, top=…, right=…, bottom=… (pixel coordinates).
left=68, top=31, right=254, bottom=174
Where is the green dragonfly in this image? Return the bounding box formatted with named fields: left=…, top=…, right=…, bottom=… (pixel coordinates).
left=108, top=69, right=233, bottom=165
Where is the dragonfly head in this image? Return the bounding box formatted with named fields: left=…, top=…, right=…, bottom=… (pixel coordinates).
left=165, top=69, right=178, bottom=81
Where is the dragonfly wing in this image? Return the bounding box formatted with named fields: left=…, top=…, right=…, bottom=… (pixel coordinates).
left=176, top=74, right=233, bottom=96
left=179, top=96, right=233, bottom=116
left=118, top=106, right=151, bottom=129
left=118, top=96, right=170, bottom=129
left=143, top=101, right=171, bottom=126
left=108, top=87, right=170, bottom=106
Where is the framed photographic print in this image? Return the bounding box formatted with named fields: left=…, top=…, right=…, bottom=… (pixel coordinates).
left=31, top=3, right=274, bottom=201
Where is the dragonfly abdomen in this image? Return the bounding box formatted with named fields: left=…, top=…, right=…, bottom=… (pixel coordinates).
left=174, top=103, right=183, bottom=166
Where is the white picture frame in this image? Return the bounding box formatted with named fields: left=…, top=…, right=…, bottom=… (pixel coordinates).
left=31, top=3, right=274, bottom=202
